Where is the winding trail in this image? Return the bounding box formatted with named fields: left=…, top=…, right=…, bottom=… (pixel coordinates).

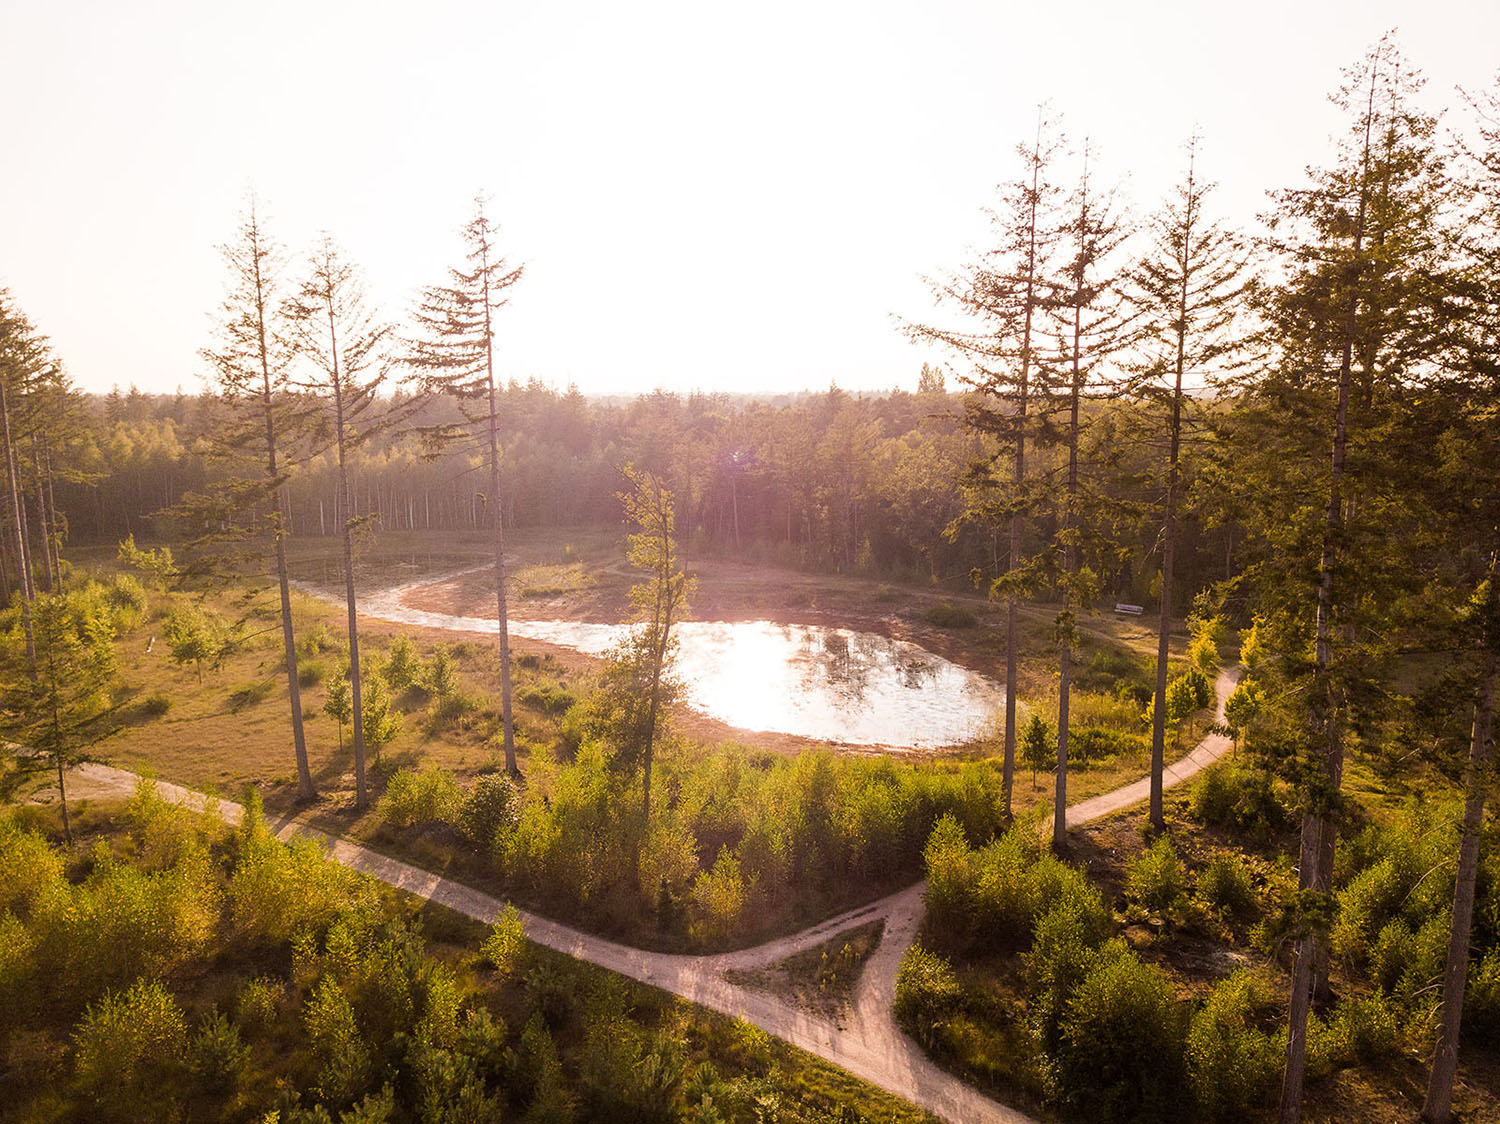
left=60, top=641, right=1240, bottom=1124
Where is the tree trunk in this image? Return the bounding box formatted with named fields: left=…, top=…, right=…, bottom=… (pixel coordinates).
left=0, top=380, right=36, bottom=668
left=481, top=248, right=519, bottom=777
left=1422, top=652, right=1495, bottom=1122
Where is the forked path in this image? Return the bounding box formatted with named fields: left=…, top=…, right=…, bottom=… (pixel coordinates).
left=63, top=664, right=1240, bottom=1124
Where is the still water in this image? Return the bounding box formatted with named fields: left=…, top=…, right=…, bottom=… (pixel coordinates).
left=325, top=573, right=1005, bottom=749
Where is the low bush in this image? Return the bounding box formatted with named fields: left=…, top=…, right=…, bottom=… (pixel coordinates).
left=456, top=773, right=517, bottom=849
left=1125, top=837, right=1189, bottom=919
left=1070, top=725, right=1149, bottom=764
left=894, top=944, right=963, bottom=1036
left=924, top=602, right=977, bottom=629
left=140, top=692, right=173, bottom=716
left=382, top=635, right=423, bottom=692
left=378, top=767, right=462, bottom=829
left=227, top=679, right=273, bottom=712
left=1465, top=948, right=1500, bottom=1046
left=1197, top=853, right=1257, bottom=918
left=1190, top=764, right=1289, bottom=838
left=1187, top=971, right=1283, bottom=1121
left=73, top=978, right=188, bottom=1116
left=1055, top=950, right=1188, bottom=1122
left=297, top=660, right=326, bottom=688
left=517, top=681, right=579, bottom=715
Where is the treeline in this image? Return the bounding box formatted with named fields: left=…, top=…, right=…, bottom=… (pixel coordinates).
left=38, top=379, right=1234, bottom=609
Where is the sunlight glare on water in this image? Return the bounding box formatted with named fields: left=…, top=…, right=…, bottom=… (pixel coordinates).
left=335, top=576, right=1005, bottom=748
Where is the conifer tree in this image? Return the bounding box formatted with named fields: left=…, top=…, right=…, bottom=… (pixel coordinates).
left=1129, top=140, right=1250, bottom=833
left=286, top=236, right=393, bottom=811
left=905, top=112, right=1064, bottom=818
left=406, top=197, right=525, bottom=775
left=200, top=200, right=317, bottom=801
left=1042, top=141, right=1131, bottom=848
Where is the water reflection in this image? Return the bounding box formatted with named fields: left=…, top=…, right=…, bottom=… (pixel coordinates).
left=321, top=574, right=1004, bottom=748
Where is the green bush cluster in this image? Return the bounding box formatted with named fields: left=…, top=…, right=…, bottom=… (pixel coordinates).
left=1190, top=764, right=1290, bottom=838
left=924, top=602, right=977, bottom=629
left=380, top=747, right=1007, bottom=947
left=377, top=767, right=462, bottom=829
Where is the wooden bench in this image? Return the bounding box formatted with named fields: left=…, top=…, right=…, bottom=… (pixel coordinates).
left=1113, top=603, right=1144, bottom=616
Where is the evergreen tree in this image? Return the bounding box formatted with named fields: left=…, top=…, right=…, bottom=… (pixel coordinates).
left=905, top=110, right=1064, bottom=819
left=406, top=196, right=526, bottom=776
left=200, top=199, right=317, bottom=801
left=1129, top=140, right=1251, bottom=832
left=286, top=236, right=394, bottom=811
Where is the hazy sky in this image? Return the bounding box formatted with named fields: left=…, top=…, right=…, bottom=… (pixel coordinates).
left=2, top=0, right=1496, bottom=398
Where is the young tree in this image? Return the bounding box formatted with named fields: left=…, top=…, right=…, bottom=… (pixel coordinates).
left=200, top=200, right=317, bottom=801
left=286, top=236, right=393, bottom=811
left=619, top=466, right=692, bottom=817
left=323, top=671, right=352, bottom=755
left=406, top=197, right=525, bottom=775
left=1021, top=713, right=1051, bottom=789
left=0, top=293, right=43, bottom=666
left=1129, top=140, right=1251, bottom=832
left=904, top=111, right=1064, bottom=819
left=2, top=591, right=121, bottom=843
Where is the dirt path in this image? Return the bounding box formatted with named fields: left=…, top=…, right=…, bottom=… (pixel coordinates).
left=55, top=664, right=1239, bottom=1124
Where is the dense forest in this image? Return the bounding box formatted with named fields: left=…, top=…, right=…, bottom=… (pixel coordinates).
left=3, top=31, right=1500, bottom=1124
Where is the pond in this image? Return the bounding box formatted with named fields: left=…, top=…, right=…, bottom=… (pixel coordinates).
left=313, top=573, right=1006, bottom=749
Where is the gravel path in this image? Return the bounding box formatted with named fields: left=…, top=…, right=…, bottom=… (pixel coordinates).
left=57, top=662, right=1241, bottom=1124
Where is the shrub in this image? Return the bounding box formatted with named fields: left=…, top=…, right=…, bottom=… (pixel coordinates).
left=236, top=976, right=281, bottom=1032
left=230, top=823, right=371, bottom=945
left=427, top=645, right=458, bottom=698
left=378, top=767, right=462, bottom=829
left=1069, top=725, right=1149, bottom=764
left=0, top=821, right=66, bottom=917
left=1165, top=668, right=1213, bottom=724
left=1055, top=951, right=1188, bottom=1122
left=691, top=847, right=746, bottom=943
left=1465, top=948, right=1500, bottom=1046
left=1321, top=992, right=1402, bottom=1066
left=482, top=905, right=527, bottom=975
left=73, top=978, right=188, bottom=1113
left=228, top=679, right=273, bottom=712
left=517, top=681, right=579, bottom=715
left=298, top=659, right=327, bottom=688
left=304, top=977, right=371, bottom=1106
left=382, top=635, right=423, bottom=692
left=1027, top=902, right=1113, bottom=1052
left=894, top=944, right=963, bottom=1037
left=188, top=1009, right=249, bottom=1094
left=140, top=692, right=172, bottom=716
left=1125, top=837, right=1189, bottom=919
left=1191, top=765, right=1288, bottom=838
left=103, top=573, right=149, bottom=624
left=1198, top=853, right=1257, bottom=918
left=1186, top=971, right=1283, bottom=1121
left=924, top=602, right=977, bottom=629
left=456, top=774, right=517, bottom=848
left=425, top=690, right=478, bottom=733
left=1188, top=629, right=1220, bottom=679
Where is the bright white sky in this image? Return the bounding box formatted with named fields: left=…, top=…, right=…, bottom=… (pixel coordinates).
left=1, top=0, right=1496, bottom=398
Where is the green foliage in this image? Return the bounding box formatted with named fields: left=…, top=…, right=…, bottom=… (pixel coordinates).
left=1068, top=725, right=1150, bottom=764
left=188, top=1009, right=250, bottom=1093
left=924, top=602, right=977, bottom=629
left=894, top=944, right=963, bottom=1039
left=1186, top=972, right=1284, bottom=1121
left=1190, top=764, right=1289, bottom=838
left=1464, top=947, right=1500, bottom=1046
left=518, top=680, right=579, bottom=715
left=1026, top=902, right=1115, bottom=1053
left=426, top=644, right=458, bottom=699
left=456, top=773, right=517, bottom=848
left=1055, top=950, right=1188, bottom=1123
left=1125, top=837, right=1189, bottom=919
left=141, top=692, right=173, bottom=716
left=692, top=847, right=747, bottom=943
left=360, top=673, right=401, bottom=754
left=1021, top=714, right=1051, bottom=782
left=163, top=603, right=231, bottom=682
left=117, top=533, right=176, bottom=589
left=324, top=673, right=353, bottom=748
left=73, top=978, right=188, bottom=1115
left=304, top=977, right=371, bottom=1106
left=923, top=815, right=1105, bottom=954
left=382, top=634, right=423, bottom=692
left=230, top=803, right=373, bottom=945
left=1197, top=854, right=1257, bottom=918
left=378, top=767, right=462, bottom=829
left=299, top=659, right=327, bottom=687
left=482, top=905, right=527, bottom=975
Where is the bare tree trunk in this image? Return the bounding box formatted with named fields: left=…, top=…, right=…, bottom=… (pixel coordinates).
left=1422, top=651, right=1495, bottom=1122
left=481, top=247, right=519, bottom=777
